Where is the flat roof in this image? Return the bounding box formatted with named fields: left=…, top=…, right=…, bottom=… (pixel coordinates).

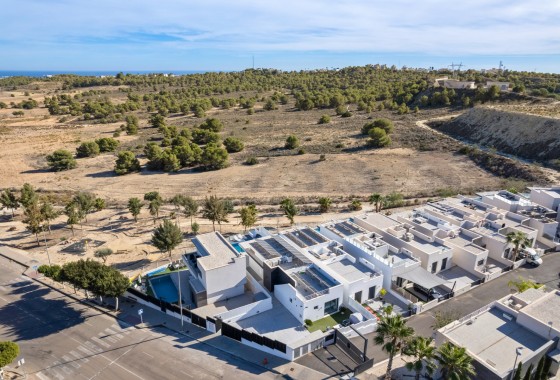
left=282, top=227, right=328, bottom=248
left=323, top=220, right=366, bottom=237
left=358, top=213, right=401, bottom=230
left=287, top=265, right=339, bottom=299
left=445, top=233, right=487, bottom=253
left=522, top=291, right=560, bottom=329
left=326, top=258, right=377, bottom=283
left=445, top=308, right=550, bottom=376
left=408, top=234, right=448, bottom=255
left=192, top=232, right=240, bottom=271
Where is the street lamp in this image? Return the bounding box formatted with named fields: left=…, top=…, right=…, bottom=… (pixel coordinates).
left=177, top=263, right=184, bottom=330
left=509, top=346, right=524, bottom=380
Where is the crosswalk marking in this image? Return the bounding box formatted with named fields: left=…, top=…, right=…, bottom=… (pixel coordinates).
left=62, top=355, right=80, bottom=369
left=84, top=341, right=102, bottom=353
left=92, top=335, right=111, bottom=348
left=69, top=350, right=88, bottom=363
left=36, top=371, right=51, bottom=380
left=77, top=345, right=94, bottom=356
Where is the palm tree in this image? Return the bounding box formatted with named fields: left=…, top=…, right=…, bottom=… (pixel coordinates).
left=436, top=342, right=476, bottom=380
left=280, top=198, right=298, bottom=225
left=369, top=193, right=384, bottom=212
left=402, top=336, right=437, bottom=380
left=506, top=231, right=531, bottom=263
left=202, top=195, right=228, bottom=231
left=318, top=197, right=332, bottom=213
left=374, top=314, right=415, bottom=380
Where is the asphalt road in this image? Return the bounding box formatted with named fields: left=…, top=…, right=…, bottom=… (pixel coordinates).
left=363, top=252, right=560, bottom=364
left=0, top=258, right=276, bottom=380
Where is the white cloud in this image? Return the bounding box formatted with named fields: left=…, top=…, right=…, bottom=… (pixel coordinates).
left=1, top=0, right=559, bottom=56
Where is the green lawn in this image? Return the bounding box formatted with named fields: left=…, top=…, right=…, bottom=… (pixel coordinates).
left=306, top=309, right=351, bottom=333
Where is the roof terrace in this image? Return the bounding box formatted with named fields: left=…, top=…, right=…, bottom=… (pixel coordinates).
left=287, top=265, right=339, bottom=300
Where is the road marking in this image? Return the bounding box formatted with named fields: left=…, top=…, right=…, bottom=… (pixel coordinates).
left=104, top=328, right=117, bottom=335
left=77, top=345, right=94, bottom=356
left=98, top=333, right=117, bottom=344
left=84, top=341, right=103, bottom=353
left=36, top=372, right=51, bottom=380
left=143, top=351, right=153, bottom=358
left=92, top=336, right=111, bottom=348
left=62, top=355, right=80, bottom=369
left=70, top=350, right=89, bottom=363
left=180, top=370, right=194, bottom=378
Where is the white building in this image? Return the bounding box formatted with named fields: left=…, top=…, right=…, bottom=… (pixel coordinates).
left=437, top=289, right=560, bottom=380
left=184, top=232, right=247, bottom=306
left=486, top=81, right=510, bottom=91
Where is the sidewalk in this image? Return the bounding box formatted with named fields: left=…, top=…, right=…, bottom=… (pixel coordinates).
left=357, top=355, right=415, bottom=380
left=0, top=245, right=327, bottom=380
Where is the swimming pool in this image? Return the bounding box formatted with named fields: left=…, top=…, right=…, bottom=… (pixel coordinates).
left=232, top=242, right=245, bottom=253
left=146, top=266, right=168, bottom=276
left=149, top=274, right=178, bottom=304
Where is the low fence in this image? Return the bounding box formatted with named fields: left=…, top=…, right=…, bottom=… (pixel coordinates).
left=335, top=328, right=369, bottom=364
left=126, top=287, right=209, bottom=330
left=390, top=283, right=421, bottom=303
left=485, top=270, right=503, bottom=282
left=221, top=321, right=289, bottom=360
left=347, top=298, right=377, bottom=320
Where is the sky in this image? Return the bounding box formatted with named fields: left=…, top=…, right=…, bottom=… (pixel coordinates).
left=1, top=0, right=560, bottom=73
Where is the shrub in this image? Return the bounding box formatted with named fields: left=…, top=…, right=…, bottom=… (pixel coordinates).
left=285, top=135, right=300, bottom=149
left=304, top=319, right=313, bottom=326
left=46, top=150, right=77, bottom=171
left=95, top=137, right=119, bottom=152
left=341, top=111, right=352, bottom=118
left=361, top=118, right=394, bottom=135
left=318, top=115, right=331, bottom=124
left=76, top=141, right=100, bottom=158
left=199, top=118, right=223, bottom=132
left=245, top=156, right=259, bottom=165
left=201, top=143, right=229, bottom=170
left=192, top=128, right=220, bottom=145
left=319, top=154, right=326, bottom=161
left=368, top=127, right=391, bottom=148
left=349, top=200, right=362, bottom=211
left=223, top=137, right=245, bottom=153
left=114, top=151, right=141, bottom=175
left=297, top=148, right=305, bottom=155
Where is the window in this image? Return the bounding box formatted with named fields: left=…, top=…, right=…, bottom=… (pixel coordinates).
left=431, top=261, right=438, bottom=273
left=477, top=259, right=485, bottom=266
left=324, top=299, right=339, bottom=315
left=314, top=305, right=319, bottom=309
left=441, top=258, right=448, bottom=270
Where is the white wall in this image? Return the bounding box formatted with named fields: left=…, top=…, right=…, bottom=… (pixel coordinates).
left=451, top=246, right=488, bottom=276
left=274, top=283, right=344, bottom=323
left=203, top=256, right=247, bottom=303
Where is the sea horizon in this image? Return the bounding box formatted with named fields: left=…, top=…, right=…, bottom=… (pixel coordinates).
left=0, top=70, right=213, bottom=78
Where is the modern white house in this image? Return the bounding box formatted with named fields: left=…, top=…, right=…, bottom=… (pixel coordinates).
left=184, top=232, right=247, bottom=306
left=485, top=81, right=510, bottom=91
left=437, top=289, right=560, bottom=380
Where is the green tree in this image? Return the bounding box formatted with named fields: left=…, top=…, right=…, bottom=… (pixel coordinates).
left=349, top=200, right=362, bottom=211
left=125, top=115, right=139, bottom=135
left=46, top=149, right=77, bottom=171
left=318, top=197, right=332, bottom=213
left=148, top=198, right=163, bottom=224
left=181, top=196, right=199, bottom=224
left=239, top=204, right=258, bottom=231
left=94, top=248, right=113, bottom=263
left=522, top=364, right=534, bottom=380
left=199, top=118, right=223, bottom=132
left=149, top=113, right=166, bottom=129
left=202, top=195, right=229, bottom=231
left=0, top=341, right=20, bottom=369
left=192, top=129, right=220, bottom=145
left=542, top=356, right=552, bottom=379
left=40, top=201, right=59, bottom=234
left=280, top=198, right=298, bottom=225
left=20, top=183, right=38, bottom=208
left=402, top=336, right=437, bottom=380
left=201, top=143, right=229, bottom=170
left=114, top=151, right=141, bottom=175
left=436, top=342, right=476, bottom=380
left=191, top=221, right=200, bottom=235
left=73, top=192, right=95, bottom=222
left=23, top=200, right=44, bottom=245
left=223, top=137, right=244, bottom=153
left=76, top=141, right=100, bottom=158
left=151, top=219, right=183, bottom=258
left=64, top=201, right=80, bottom=236
left=285, top=135, right=300, bottom=149
left=512, top=361, right=523, bottom=380
left=384, top=192, right=404, bottom=208
left=534, top=356, right=545, bottom=380
left=374, top=314, right=415, bottom=380
left=368, top=127, right=391, bottom=148
left=0, top=189, right=19, bottom=217
left=506, top=231, right=531, bottom=262
left=369, top=193, right=384, bottom=213
left=264, top=98, right=277, bottom=111
left=144, top=191, right=162, bottom=202
left=160, top=149, right=181, bottom=172
left=96, top=137, right=119, bottom=152
left=128, top=197, right=143, bottom=222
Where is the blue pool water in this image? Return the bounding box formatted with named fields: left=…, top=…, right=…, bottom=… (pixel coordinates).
left=146, top=266, right=167, bottom=276
left=232, top=242, right=245, bottom=253
left=149, top=275, right=178, bottom=303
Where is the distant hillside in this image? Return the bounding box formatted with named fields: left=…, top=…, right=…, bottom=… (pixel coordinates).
left=434, top=106, right=560, bottom=162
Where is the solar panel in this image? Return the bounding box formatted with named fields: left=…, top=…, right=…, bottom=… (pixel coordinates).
left=300, top=228, right=327, bottom=243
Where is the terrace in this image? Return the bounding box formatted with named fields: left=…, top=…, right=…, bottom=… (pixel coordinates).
left=322, top=220, right=366, bottom=238
left=288, top=265, right=339, bottom=300
left=282, top=227, right=328, bottom=248
left=326, top=258, right=381, bottom=283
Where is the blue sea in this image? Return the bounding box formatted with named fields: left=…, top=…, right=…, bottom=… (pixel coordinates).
left=0, top=70, right=211, bottom=78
